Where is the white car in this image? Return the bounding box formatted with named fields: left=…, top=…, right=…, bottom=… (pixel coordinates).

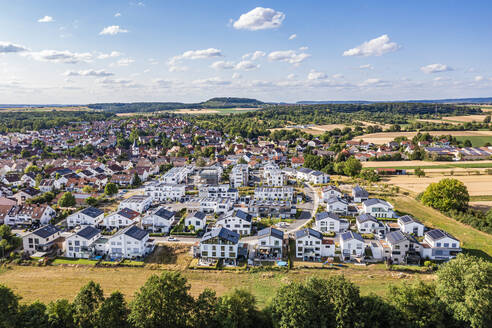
left=168, top=237, right=179, bottom=242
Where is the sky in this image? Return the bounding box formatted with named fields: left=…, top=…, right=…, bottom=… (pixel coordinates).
left=1, top=0, right=492, bottom=104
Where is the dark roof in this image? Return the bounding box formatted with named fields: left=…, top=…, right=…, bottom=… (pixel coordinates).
left=201, top=227, right=239, bottom=243
left=233, top=209, right=252, bottom=222
left=298, top=167, right=313, bottom=174
left=327, top=196, right=348, bottom=205
left=55, top=168, right=72, bottom=176
left=398, top=215, right=422, bottom=225
left=340, top=231, right=364, bottom=242
left=21, top=186, right=41, bottom=197
left=356, top=214, right=378, bottom=224
left=154, top=207, right=175, bottom=220
left=352, top=185, right=369, bottom=197
left=386, top=231, right=407, bottom=244
left=426, top=229, right=458, bottom=242
left=257, top=227, right=284, bottom=239
left=32, top=224, right=59, bottom=238
left=81, top=207, right=104, bottom=218
left=124, top=225, right=148, bottom=240
left=295, top=228, right=322, bottom=240
left=315, top=212, right=340, bottom=222
left=77, top=226, right=100, bottom=240
left=363, top=198, right=392, bottom=207
left=189, top=211, right=206, bottom=220
left=117, top=207, right=140, bottom=219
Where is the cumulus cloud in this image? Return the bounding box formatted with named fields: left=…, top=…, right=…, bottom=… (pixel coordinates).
left=210, top=61, right=236, bottom=70
left=114, top=13, right=121, bottom=17
left=38, top=16, right=54, bottom=23
left=232, top=73, right=242, bottom=79
left=474, top=76, right=484, bottom=82
left=235, top=60, right=259, bottom=70
left=169, top=48, right=222, bottom=72
left=0, top=41, right=30, bottom=53
left=420, top=63, right=453, bottom=74
left=99, top=25, right=128, bottom=35
left=242, top=50, right=266, bottom=61
left=114, top=58, right=134, bottom=66
left=64, top=69, right=114, bottom=77
left=359, top=78, right=391, bottom=87
left=343, top=34, right=400, bottom=57
left=359, top=64, right=374, bottom=70
left=97, top=78, right=140, bottom=88
left=289, top=34, right=297, bottom=40
left=268, top=50, right=310, bottom=65
left=232, top=7, right=285, bottom=31
left=192, top=77, right=231, bottom=86
left=307, top=70, right=327, bottom=80
left=24, top=50, right=92, bottom=64
left=97, top=51, right=121, bottom=59
left=153, top=78, right=173, bottom=87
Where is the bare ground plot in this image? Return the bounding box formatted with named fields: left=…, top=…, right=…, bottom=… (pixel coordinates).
left=383, top=174, right=492, bottom=196
left=0, top=264, right=433, bottom=306
left=270, top=124, right=348, bottom=135
left=353, top=131, right=492, bottom=144
left=470, top=201, right=492, bottom=212
left=444, top=115, right=490, bottom=123
left=363, top=160, right=492, bottom=168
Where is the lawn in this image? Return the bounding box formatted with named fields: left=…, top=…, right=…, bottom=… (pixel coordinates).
left=52, top=258, right=98, bottom=266
left=454, top=135, right=492, bottom=147
left=0, top=264, right=434, bottom=307
left=391, top=195, right=492, bottom=260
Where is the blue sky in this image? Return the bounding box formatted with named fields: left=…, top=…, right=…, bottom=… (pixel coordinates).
left=1, top=0, right=491, bottom=103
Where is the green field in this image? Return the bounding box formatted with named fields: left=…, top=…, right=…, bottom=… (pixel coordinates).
left=454, top=135, right=492, bottom=147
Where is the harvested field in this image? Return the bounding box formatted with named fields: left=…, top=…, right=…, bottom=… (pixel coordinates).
left=0, top=106, right=92, bottom=112
left=363, top=160, right=492, bottom=168
left=353, top=131, right=492, bottom=144
left=271, top=124, right=348, bottom=135
left=470, top=201, right=492, bottom=212
left=444, top=115, right=490, bottom=123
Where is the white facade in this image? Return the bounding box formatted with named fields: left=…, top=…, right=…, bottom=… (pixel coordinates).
left=398, top=215, right=425, bottom=237
left=141, top=207, right=175, bottom=233
left=230, top=164, right=249, bottom=188
left=325, top=197, right=348, bottom=215
left=322, top=186, right=343, bottom=201
left=198, top=184, right=239, bottom=200
left=67, top=207, right=104, bottom=228
left=340, top=231, right=365, bottom=259
left=23, top=225, right=61, bottom=255
left=254, top=187, right=294, bottom=201
left=64, top=227, right=101, bottom=259
left=362, top=199, right=395, bottom=218
left=215, top=210, right=252, bottom=235
left=118, top=195, right=153, bottom=214
left=295, top=228, right=323, bottom=260
left=263, top=163, right=284, bottom=187
left=99, top=208, right=139, bottom=230
left=184, top=212, right=207, bottom=231
left=161, top=166, right=191, bottom=184
left=199, top=197, right=234, bottom=214
left=315, top=212, right=349, bottom=233
left=145, top=182, right=185, bottom=202
left=199, top=227, right=239, bottom=261
left=107, top=225, right=151, bottom=259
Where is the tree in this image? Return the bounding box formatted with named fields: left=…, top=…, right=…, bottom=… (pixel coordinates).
left=196, top=157, right=206, bottom=167
left=359, top=169, right=380, bottom=182
left=132, top=172, right=142, bottom=187
left=86, top=196, right=98, bottom=206
left=190, top=289, right=220, bottom=328
left=129, top=272, right=193, bottom=328
left=95, top=291, right=129, bottom=328
left=484, top=115, right=491, bottom=123
left=343, top=156, right=362, bottom=177
left=217, top=289, right=261, bottom=328
left=358, top=295, right=404, bottom=328
left=46, top=299, right=76, bottom=328
left=421, top=178, right=470, bottom=212
left=104, top=183, right=118, bottom=196
left=58, top=192, right=76, bottom=207
left=73, top=281, right=104, bottom=328
left=0, top=285, right=20, bottom=328
left=24, top=165, right=41, bottom=174
left=464, top=139, right=472, bottom=147
left=17, top=301, right=49, bottom=328
left=414, top=167, right=426, bottom=177
left=436, top=254, right=492, bottom=328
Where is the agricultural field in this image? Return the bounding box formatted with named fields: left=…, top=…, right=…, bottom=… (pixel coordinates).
left=353, top=130, right=492, bottom=144
left=480, top=105, right=492, bottom=112
left=270, top=124, right=349, bottom=135
left=363, top=160, right=492, bottom=169
left=454, top=135, right=492, bottom=147
left=443, top=114, right=490, bottom=123
left=0, top=106, right=92, bottom=112
left=171, top=107, right=261, bottom=114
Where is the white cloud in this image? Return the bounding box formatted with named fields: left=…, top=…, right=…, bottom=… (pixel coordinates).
left=38, top=16, right=54, bottom=23
left=359, top=64, right=374, bottom=70
left=289, top=34, right=297, bottom=40
left=343, top=34, right=400, bottom=57
left=268, top=50, right=310, bottom=65
left=307, top=70, right=327, bottom=80
left=211, top=61, right=235, bottom=70
left=232, top=73, right=242, bottom=79
left=192, top=77, right=231, bottom=86
left=64, top=69, right=114, bottom=77
left=114, top=13, right=121, bottom=17
left=359, top=78, right=391, bottom=87
left=153, top=79, right=173, bottom=87
left=235, top=60, right=259, bottom=71
left=97, top=78, right=140, bottom=88
left=114, top=58, right=134, bottom=66
left=232, top=7, right=285, bottom=31
left=0, top=41, right=29, bottom=53
left=99, top=25, right=128, bottom=35
left=24, top=50, right=93, bottom=64
left=97, top=51, right=121, bottom=59
left=299, top=46, right=308, bottom=51
left=287, top=73, right=297, bottom=79
left=332, top=74, right=344, bottom=79
left=169, top=48, right=222, bottom=72
left=474, top=76, right=484, bottom=82
left=169, top=65, right=188, bottom=72
left=420, top=63, right=453, bottom=74
left=242, top=50, right=266, bottom=61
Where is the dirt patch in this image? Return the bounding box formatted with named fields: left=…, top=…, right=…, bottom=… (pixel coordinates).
left=444, top=115, right=490, bottom=123
left=354, top=131, right=492, bottom=144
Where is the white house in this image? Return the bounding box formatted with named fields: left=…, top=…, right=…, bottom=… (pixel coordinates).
left=352, top=185, right=369, bottom=203
left=321, top=239, right=336, bottom=257
left=398, top=215, right=425, bottom=237
left=421, top=229, right=461, bottom=261
left=256, top=227, right=284, bottom=259
left=184, top=211, right=207, bottom=231
left=118, top=195, right=152, bottom=214
left=23, top=225, right=61, bottom=255
left=263, top=163, right=285, bottom=187
left=215, top=209, right=252, bottom=236
left=199, top=227, right=240, bottom=265
left=100, top=207, right=140, bottom=230
left=356, top=214, right=385, bottom=234
left=296, top=168, right=330, bottom=184
left=161, top=166, right=191, bottom=184
left=295, top=228, right=323, bottom=261
left=326, top=197, right=349, bottom=215
left=67, top=207, right=104, bottom=228
left=230, top=164, right=249, bottom=188
left=322, top=186, right=343, bottom=202
left=362, top=199, right=395, bottom=218
left=198, top=185, right=239, bottom=200
left=144, top=182, right=185, bottom=202
left=254, top=187, right=294, bottom=201
left=339, top=231, right=365, bottom=260
left=5, top=204, right=56, bottom=226
left=64, top=226, right=101, bottom=259
left=385, top=230, right=422, bottom=265
left=107, top=225, right=152, bottom=259
left=315, top=212, right=349, bottom=233
left=199, top=197, right=234, bottom=214
left=141, top=207, right=176, bottom=233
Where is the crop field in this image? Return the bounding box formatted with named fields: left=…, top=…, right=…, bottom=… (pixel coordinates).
left=353, top=130, right=492, bottom=144
left=363, top=160, right=492, bottom=169
left=172, top=107, right=261, bottom=114
left=443, top=114, right=490, bottom=123
left=0, top=106, right=92, bottom=112
left=271, top=124, right=349, bottom=135
left=480, top=105, right=492, bottom=112
left=454, top=135, right=492, bottom=147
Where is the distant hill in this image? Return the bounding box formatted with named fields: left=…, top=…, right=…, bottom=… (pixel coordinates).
left=297, top=97, right=492, bottom=105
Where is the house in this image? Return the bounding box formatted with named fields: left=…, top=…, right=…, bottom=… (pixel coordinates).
left=161, top=166, right=191, bottom=184
left=13, top=187, right=41, bottom=204
left=356, top=214, right=385, bottom=235
left=198, top=185, right=239, bottom=200
left=385, top=231, right=421, bottom=264
left=325, top=197, right=349, bottom=215
left=230, top=164, right=249, bottom=188
left=398, top=215, right=425, bottom=237
left=67, top=207, right=104, bottom=228
left=100, top=207, right=140, bottom=230
left=254, top=187, right=294, bottom=201
left=199, top=197, right=234, bottom=214
left=39, top=179, right=55, bottom=192
left=144, top=182, right=185, bottom=202
left=247, top=200, right=296, bottom=219
left=23, top=225, right=61, bottom=255
left=263, top=163, right=284, bottom=187
left=362, top=199, right=395, bottom=218
left=315, top=212, right=349, bottom=233
left=199, top=227, right=240, bottom=265
left=321, top=238, right=336, bottom=257
left=118, top=195, right=152, bottom=213
left=295, top=228, right=323, bottom=261
left=184, top=211, right=207, bottom=231
left=5, top=204, right=56, bottom=226
left=64, top=226, right=101, bottom=259
left=322, top=186, right=343, bottom=201
left=107, top=225, right=153, bottom=259
left=352, top=185, right=369, bottom=203
left=21, top=173, right=37, bottom=187
left=421, top=229, right=461, bottom=261
left=141, top=207, right=176, bottom=233
left=339, top=231, right=365, bottom=260
left=256, top=227, right=284, bottom=260
left=296, top=167, right=330, bottom=184
left=215, top=209, right=252, bottom=236
left=291, top=156, right=304, bottom=168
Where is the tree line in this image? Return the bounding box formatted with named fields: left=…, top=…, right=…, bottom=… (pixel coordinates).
left=0, top=254, right=490, bottom=328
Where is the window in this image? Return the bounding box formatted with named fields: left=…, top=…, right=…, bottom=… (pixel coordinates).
left=452, top=243, right=456, bottom=248
left=437, top=243, right=441, bottom=247
left=444, top=243, right=449, bottom=247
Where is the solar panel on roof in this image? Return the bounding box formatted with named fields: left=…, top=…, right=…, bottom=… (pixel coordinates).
left=427, top=229, right=445, bottom=240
